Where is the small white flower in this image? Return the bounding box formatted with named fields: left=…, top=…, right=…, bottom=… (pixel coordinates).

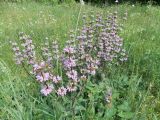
left=80, top=0, right=85, bottom=5
left=115, top=0, right=118, bottom=3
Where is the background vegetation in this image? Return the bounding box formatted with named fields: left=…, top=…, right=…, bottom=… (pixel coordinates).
left=0, top=1, right=160, bottom=119
left=82, top=0, right=160, bottom=4
left=1, top=0, right=160, bottom=4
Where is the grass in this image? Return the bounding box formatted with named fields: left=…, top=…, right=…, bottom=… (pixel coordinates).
left=0, top=1, right=160, bottom=119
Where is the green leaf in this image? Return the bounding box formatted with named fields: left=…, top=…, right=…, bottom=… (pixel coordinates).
left=118, top=111, right=134, bottom=119
left=118, top=101, right=131, bottom=112
left=75, top=105, right=86, bottom=112
left=104, top=107, right=117, bottom=119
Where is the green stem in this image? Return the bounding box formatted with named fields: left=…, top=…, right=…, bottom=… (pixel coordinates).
left=71, top=77, right=89, bottom=119
left=21, top=62, right=35, bottom=80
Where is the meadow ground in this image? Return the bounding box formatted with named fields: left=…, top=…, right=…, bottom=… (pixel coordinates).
left=0, top=1, right=160, bottom=119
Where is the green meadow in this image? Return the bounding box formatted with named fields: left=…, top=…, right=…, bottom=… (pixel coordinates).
left=0, top=1, right=160, bottom=119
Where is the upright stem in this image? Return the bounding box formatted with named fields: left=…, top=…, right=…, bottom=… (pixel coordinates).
left=71, top=77, right=88, bottom=119
left=21, top=62, right=35, bottom=80
left=74, top=2, right=83, bottom=45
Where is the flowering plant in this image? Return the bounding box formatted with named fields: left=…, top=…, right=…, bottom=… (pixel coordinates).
left=11, top=11, right=128, bottom=118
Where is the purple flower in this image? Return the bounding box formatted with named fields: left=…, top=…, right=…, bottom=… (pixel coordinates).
left=33, top=61, right=46, bottom=72
left=28, top=59, right=34, bottom=65
left=66, top=70, right=78, bottom=81
left=88, top=69, right=96, bottom=75
left=41, top=85, right=53, bottom=96
left=36, top=74, right=44, bottom=82
left=36, top=72, right=50, bottom=82
left=84, top=54, right=92, bottom=62
left=40, top=61, right=46, bottom=67
left=52, top=75, right=62, bottom=83
left=63, top=47, right=75, bottom=54
left=94, top=59, right=100, bottom=65
left=63, top=58, right=76, bottom=69
left=43, top=72, right=50, bottom=81
left=33, top=64, right=40, bottom=71
left=87, top=64, right=97, bottom=75
left=67, top=83, right=77, bottom=92
left=57, top=87, right=67, bottom=96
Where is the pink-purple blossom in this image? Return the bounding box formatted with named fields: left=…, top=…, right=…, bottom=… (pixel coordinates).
left=41, top=85, right=53, bottom=96
left=36, top=72, right=50, bottom=82
left=67, top=84, right=77, bottom=92
left=63, top=58, right=76, bottom=69
left=66, top=70, right=78, bottom=81
left=33, top=61, right=46, bottom=72
left=57, top=87, right=67, bottom=96
left=52, top=75, right=62, bottom=83
left=63, top=47, right=75, bottom=54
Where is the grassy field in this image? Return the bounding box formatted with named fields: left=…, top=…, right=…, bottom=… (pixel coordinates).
left=0, top=1, right=160, bottom=120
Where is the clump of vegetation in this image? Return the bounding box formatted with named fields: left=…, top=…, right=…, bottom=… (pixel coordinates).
left=0, top=1, right=160, bottom=119
left=10, top=11, right=128, bottom=118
